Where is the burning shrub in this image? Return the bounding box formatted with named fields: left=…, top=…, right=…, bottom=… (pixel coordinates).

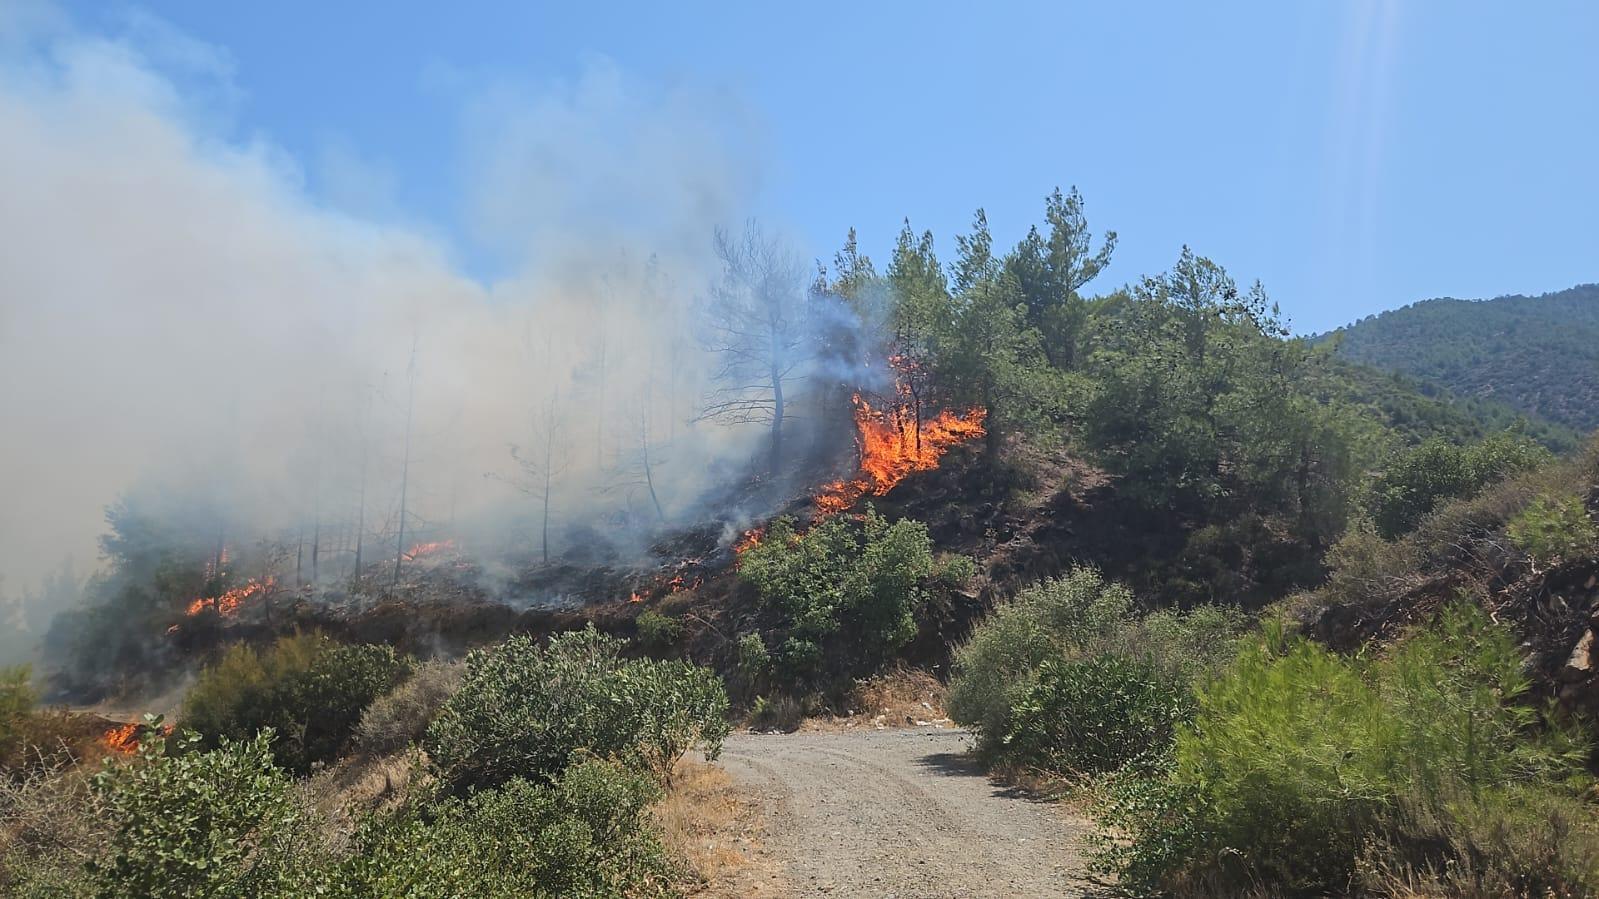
left=738, top=508, right=933, bottom=681
left=354, top=660, right=464, bottom=757
left=88, top=730, right=328, bottom=898
left=181, top=633, right=411, bottom=774
left=425, top=626, right=728, bottom=793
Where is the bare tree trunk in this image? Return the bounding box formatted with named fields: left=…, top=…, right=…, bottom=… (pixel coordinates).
left=393, top=339, right=417, bottom=588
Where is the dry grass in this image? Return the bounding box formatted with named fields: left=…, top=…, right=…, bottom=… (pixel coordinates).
left=304, top=750, right=426, bottom=842
left=656, top=759, right=783, bottom=897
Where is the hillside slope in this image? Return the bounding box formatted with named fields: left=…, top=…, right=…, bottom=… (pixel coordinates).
left=1326, top=283, right=1599, bottom=433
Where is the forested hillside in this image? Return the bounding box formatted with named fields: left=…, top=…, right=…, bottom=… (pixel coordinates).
left=1327, top=284, right=1599, bottom=434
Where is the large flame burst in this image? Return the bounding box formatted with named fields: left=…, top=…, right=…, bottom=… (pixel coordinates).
left=185, top=576, right=275, bottom=618
left=815, top=392, right=986, bottom=515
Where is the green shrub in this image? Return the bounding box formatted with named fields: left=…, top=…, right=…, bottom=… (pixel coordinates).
left=734, top=633, right=770, bottom=679
left=0, top=666, right=37, bottom=768
left=1002, top=655, right=1193, bottom=776
left=738, top=509, right=933, bottom=674
left=1368, top=432, right=1550, bottom=539
left=355, top=660, right=463, bottom=756
left=88, top=729, right=327, bottom=898
left=425, top=626, right=728, bottom=792
left=932, top=553, right=979, bottom=587
left=1508, top=493, right=1599, bottom=565
left=1095, top=605, right=1592, bottom=896
left=332, top=759, right=671, bottom=898
left=947, top=568, right=1134, bottom=743
left=634, top=610, right=684, bottom=650
left=181, top=633, right=410, bottom=773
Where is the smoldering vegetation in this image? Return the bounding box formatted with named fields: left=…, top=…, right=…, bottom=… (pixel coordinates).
left=0, top=16, right=876, bottom=689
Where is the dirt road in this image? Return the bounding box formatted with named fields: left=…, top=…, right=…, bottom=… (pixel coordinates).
left=715, top=728, right=1094, bottom=898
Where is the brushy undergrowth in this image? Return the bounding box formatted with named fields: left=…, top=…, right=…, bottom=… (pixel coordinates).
left=947, top=567, right=1246, bottom=776
left=1092, top=604, right=1597, bottom=897
left=354, top=659, right=463, bottom=756
left=180, top=632, right=410, bottom=774
left=425, top=625, right=728, bottom=792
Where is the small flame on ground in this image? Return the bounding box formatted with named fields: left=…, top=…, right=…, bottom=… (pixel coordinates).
left=403, top=539, right=457, bottom=561
left=185, top=576, right=275, bottom=617
left=733, top=527, right=764, bottom=555
left=100, top=722, right=171, bottom=754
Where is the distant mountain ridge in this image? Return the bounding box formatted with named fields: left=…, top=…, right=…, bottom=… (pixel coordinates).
left=1323, top=284, right=1599, bottom=434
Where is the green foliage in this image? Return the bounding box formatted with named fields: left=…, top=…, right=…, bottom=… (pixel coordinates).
left=1095, top=605, right=1592, bottom=896
left=1330, top=284, right=1599, bottom=433
left=0, top=666, right=37, bottom=766
left=1368, top=431, right=1551, bottom=538
left=738, top=509, right=933, bottom=677
left=634, top=609, right=684, bottom=650
left=931, top=553, right=978, bottom=586
left=355, top=660, right=462, bottom=756
left=947, top=569, right=1133, bottom=742
left=425, top=626, right=728, bottom=792
left=948, top=568, right=1245, bottom=774
left=734, top=632, right=770, bottom=679
left=1508, top=493, right=1599, bottom=564
left=180, top=633, right=410, bottom=773
left=1077, top=250, right=1368, bottom=547
left=88, top=729, right=325, bottom=899
left=1002, top=655, right=1193, bottom=776
left=332, top=760, right=671, bottom=898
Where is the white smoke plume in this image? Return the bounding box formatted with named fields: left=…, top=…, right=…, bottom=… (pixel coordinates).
left=0, top=9, right=802, bottom=656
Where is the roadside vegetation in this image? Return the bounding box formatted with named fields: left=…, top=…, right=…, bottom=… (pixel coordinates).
left=10, top=188, right=1599, bottom=897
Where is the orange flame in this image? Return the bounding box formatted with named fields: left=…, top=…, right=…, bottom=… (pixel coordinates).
left=101, top=723, right=140, bottom=754
left=185, top=576, right=275, bottom=618
left=815, top=391, right=985, bottom=514
left=403, top=539, right=456, bottom=561
left=100, top=721, right=171, bottom=754
left=733, top=527, right=765, bottom=555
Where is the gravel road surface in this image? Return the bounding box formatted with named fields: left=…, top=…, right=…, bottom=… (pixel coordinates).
left=716, top=728, right=1093, bottom=898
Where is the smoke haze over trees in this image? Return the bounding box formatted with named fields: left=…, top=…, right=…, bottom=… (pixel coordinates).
left=0, top=16, right=839, bottom=649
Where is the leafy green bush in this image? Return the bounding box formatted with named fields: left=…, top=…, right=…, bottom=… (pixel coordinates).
left=333, top=759, right=671, bottom=898
left=355, top=660, right=463, bottom=756
left=0, top=666, right=37, bottom=767
left=950, top=568, right=1245, bottom=775
left=181, top=633, right=410, bottom=773
left=932, top=553, right=979, bottom=586
left=634, top=610, right=684, bottom=650
left=1508, top=493, right=1599, bottom=565
left=1094, top=605, right=1592, bottom=896
left=1002, top=655, right=1193, bottom=776
left=734, top=633, right=769, bottom=679
left=1367, top=432, right=1550, bottom=538
left=947, top=568, right=1134, bottom=742
left=88, top=729, right=327, bottom=898
left=425, top=626, right=728, bottom=792
left=738, top=509, right=933, bottom=675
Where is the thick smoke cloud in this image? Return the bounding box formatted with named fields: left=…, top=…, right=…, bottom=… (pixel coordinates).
left=0, top=12, right=786, bottom=654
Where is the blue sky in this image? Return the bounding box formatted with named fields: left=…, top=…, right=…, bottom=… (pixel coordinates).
left=44, top=1, right=1599, bottom=332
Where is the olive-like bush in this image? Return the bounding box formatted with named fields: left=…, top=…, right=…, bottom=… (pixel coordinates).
left=180, top=633, right=410, bottom=773
left=334, top=759, right=672, bottom=898
left=425, top=626, right=728, bottom=792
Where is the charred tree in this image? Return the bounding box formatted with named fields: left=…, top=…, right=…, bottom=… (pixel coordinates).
left=699, top=222, right=812, bottom=474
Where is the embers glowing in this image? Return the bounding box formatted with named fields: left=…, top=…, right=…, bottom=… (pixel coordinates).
left=184, top=576, right=275, bottom=618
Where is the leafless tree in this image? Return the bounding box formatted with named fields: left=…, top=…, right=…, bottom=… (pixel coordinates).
left=492, top=390, right=572, bottom=564
left=699, top=221, right=813, bottom=472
